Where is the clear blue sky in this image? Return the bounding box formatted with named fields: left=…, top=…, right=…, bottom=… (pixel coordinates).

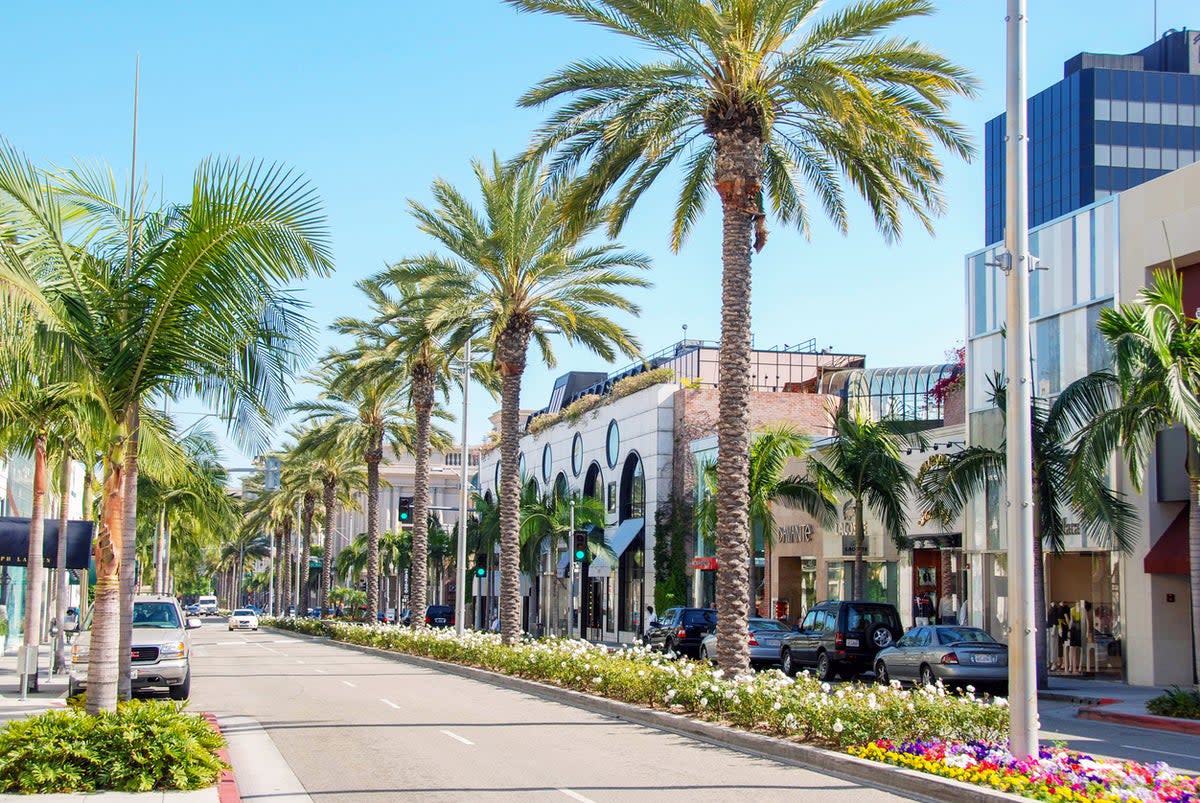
left=3, top=1, right=1193, bottom=467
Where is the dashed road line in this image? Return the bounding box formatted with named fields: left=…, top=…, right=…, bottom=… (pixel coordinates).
left=1120, top=744, right=1197, bottom=760
left=557, top=789, right=596, bottom=803
left=381, top=698, right=401, bottom=709
left=440, top=730, right=474, bottom=745
left=342, top=680, right=356, bottom=688
left=314, top=668, right=327, bottom=674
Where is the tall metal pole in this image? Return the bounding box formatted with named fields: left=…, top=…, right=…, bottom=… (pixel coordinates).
left=455, top=337, right=470, bottom=637
left=568, top=499, right=576, bottom=640
left=1005, top=0, right=1039, bottom=758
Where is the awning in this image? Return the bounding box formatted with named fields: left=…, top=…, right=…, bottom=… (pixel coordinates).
left=1144, top=507, right=1190, bottom=575
left=607, top=517, right=644, bottom=558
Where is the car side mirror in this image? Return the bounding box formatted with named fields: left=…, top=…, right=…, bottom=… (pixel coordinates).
left=185, top=617, right=203, bottom=630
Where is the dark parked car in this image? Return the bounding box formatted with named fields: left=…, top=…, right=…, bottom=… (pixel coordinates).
left=425, top=605, right=454, bottom=628
left=874, top=626, right=1008, bottom=691
left=644, top=607, right=717, bottom=658
left=699, top=617, right=791, bottom=667
left=780, top=600, right=903, bottom=681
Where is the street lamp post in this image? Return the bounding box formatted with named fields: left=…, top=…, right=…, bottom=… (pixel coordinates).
left=1004, top=0, right=1039, bottom=758
left=568, top=498, right=576, bottom=640
left=456, top=336, right=470, bottom=637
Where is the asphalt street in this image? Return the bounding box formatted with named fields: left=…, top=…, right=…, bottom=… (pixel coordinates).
left=187, top=624, right=915, bottom=803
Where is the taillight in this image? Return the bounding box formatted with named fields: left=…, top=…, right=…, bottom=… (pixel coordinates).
left=425, top=615, right=432, bottom=624
left=747, top=632, right=759, bottom=646
left=834, top=632, right=845, bottom=649
left=676, top=628, right=688, bottom=640
left=941, top=652, right=959, bottom=665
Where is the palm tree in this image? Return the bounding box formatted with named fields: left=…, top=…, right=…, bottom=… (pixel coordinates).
left=295, top=344, right=427, bottom=621
left=698, top=424, right=837, bottom=611
left=919, top=374, right=1137, bottom=690
left=282, top=434, right=327, bottom=614
left=507, top=0, right=975, bottom=672
left=0, top=141, right=332, bottom=711
left=1077, top=270, right=1200, bottom=683
left=379, top=528, right=411, bottom=622
left=335, top=534, right=369, bottom=587
left=809, top=405, right=917, bottom=601
left=520, top=489, right=609, bottom=634
left=218, top=532, right=271, bottom=610
left=394, top=155, right=650, bottom=643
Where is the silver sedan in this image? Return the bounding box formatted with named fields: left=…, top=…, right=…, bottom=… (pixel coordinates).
left=700, top=617, right=792, bottom=667
left=873, top=625, right=1008, bottom=691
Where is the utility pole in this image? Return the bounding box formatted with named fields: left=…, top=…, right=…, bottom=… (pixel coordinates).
left=1004, top=0, right=1039, bottom=758
left=568, top=499, right=576, bottom=640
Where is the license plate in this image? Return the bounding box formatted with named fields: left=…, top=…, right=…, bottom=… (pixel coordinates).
left=130, top=669, right=139, bottom=680
left=974, top=654, right=998, bottom=664
left=435, top=618, right=446, bottom=624
left=846, top=638, right=860, bottom=647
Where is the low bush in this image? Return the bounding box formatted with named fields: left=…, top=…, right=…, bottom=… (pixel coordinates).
left=0, top=700, right=225, bottom=793
left=265, top=618, right=1008, bottom=749
left=1147, top=686, right=1200, bottom=720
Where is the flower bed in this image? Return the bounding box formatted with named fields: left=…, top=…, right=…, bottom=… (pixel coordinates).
left=849, top=740, right=1198, bottom=802
left=265, top=618, right=1007, bottom=748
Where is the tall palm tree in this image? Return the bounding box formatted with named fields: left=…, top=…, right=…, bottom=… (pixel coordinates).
left=698, top=424, right=837, bottom=610
left=282, top=433, right=327, bottom=614
left=335, top=533, right=369, bottom=587
left=0, top=141, right=331, bottom=711
left=1077, top=269, right=1200, bottom=683
left=295, top=344, right=428, bottom=620
left=391, top=155, right=650, bottom=643
left=507, top=0, right=975, bottom=672
left=809, top=405, right=916, bottom=601
left=919, top=374, right=1137, bottom=690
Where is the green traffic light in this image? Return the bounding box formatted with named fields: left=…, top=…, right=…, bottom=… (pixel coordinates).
left=474, top=566, right=486, bottom=578
left=574, top=549, right=586, bottom=561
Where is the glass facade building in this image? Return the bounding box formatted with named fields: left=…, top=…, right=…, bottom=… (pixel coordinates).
left=985, top=29, right=1200, bottom=244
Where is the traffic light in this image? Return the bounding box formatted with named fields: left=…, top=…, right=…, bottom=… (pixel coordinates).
left=572, top=530, right=588, bottom=562
left=398, top=496, right=413, bottom=524
left=474, top=553, right=487, bottom=578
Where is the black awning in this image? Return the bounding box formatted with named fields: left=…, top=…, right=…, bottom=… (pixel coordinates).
left=0, top=517, right=95, bottom=569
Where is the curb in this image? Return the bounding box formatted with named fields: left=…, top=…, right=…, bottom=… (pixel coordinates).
left=1038, top=692, right=1119, bottom=706
left=266, top=628, right=1025, bottom=803
left=201, top=714, right=241, bottom=803
left=1077, top=706, right=1200, bottom=736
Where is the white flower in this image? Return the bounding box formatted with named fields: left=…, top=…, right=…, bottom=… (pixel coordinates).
left=832, top=720, right=844, bottom=733
left=772, top=701, right=782, bottom=711
left=700, top=697, right=709, bottom=707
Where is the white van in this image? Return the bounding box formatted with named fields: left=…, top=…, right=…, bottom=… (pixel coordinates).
left=197, top=595, right=219, bottom=615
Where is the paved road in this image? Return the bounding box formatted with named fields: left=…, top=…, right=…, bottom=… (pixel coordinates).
left=1038, top=698, right=1200, bottom=773
left=188, top=625, right=912, bottom=803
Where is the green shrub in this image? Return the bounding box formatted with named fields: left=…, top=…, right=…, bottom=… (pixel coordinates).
left=1147, top=686, right=1200, bottom=720
left=0, top=700, right=225, bottom=793
left=264, top=617, right=1008, bottom=749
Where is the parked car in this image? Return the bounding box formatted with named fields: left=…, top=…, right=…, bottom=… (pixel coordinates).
left=425, top=605, right=454, bottom=628
left=185, top=603, right=201, bottom=616
left=699, top=617, right=791, bottom=667
left=196, top=595, right=219, bottom=616
left=228, top=608, right=260, bottom=631
left=69, top=595, right=201, bottom=700
left=874, top=625, right=1008, bottom=691
left=779, top=600, right=903, bottom=680
left=644, top=607, right=717, bottom=658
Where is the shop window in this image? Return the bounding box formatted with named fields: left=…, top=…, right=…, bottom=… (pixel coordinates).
left=583, top=462, right=603, bottom=501
left=620, top=453, right=645, bottom=521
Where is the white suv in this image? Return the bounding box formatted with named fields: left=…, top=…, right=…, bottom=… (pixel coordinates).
left=69, top=595, right=201, bottom=700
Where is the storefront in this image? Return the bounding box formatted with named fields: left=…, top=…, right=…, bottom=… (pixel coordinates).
left=907, top=534, right=966, bottom=627
left=767, top=513, right=824, bottom=627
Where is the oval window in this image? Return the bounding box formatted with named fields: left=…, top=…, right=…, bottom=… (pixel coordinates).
left=542, top=444, right=553, bottom=483
left=571, top=433, right=584, bottom=477
left=518, top=452, right=526, bottom=478
left=606, top=420, right=620, bottom=469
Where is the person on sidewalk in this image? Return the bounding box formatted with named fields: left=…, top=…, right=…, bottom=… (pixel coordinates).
left=643, top=605, right=655, bottom=636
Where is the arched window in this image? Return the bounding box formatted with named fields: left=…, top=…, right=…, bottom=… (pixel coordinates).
left=554, top=472, right=569, bottom=503
left=484, top=490, right=494, bottom=506
left=542, top=444, right=553, bottom=483
left=571, top=432, right=584, bottom=477
left=620, top=452, right=645, bottom=521
left=517, top=452, right=527, bottom=479
left=583, top=462, right=603, bottom=501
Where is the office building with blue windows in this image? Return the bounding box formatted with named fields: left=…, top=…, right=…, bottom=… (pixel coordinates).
left=984, top=28, right=1200, bottom=244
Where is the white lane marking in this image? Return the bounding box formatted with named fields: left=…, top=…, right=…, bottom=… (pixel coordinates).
left=252, top=642, right=285, bottom=655
left=1120, top=744, right=1199, bottom=760
left=440, top=730, right=474, bottom=746
left=216, top=640, right=246, bottom=645
left=314, top=668, right=327, bottom=674
left=558, top=789, right=596, bottom=803
left=295, top=659, right=305, bottom=664
left=381, top=698, right=401, bottom=709
left=272, top=640, right=293, bottom=644
left=342, top=680, right=356, bottom=688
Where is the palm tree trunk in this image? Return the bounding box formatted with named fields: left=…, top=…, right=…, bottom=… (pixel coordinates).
left=281, top=519, right=292, bottom=613
left=118, top=405, right=139, bottom=700
left=320, top=480, right=336, bottom=615
left=411, top=368, right=435, bottom=629
left=86, top=449, right=125, bottom=714
left=497, top=325, right=531, bottom=644
left=1190, top=475, right=1200, bottom=684
left=21, top=433, right=48, bottom=693
left=365, top=434, right=383, bottom=621
left=710, top=126, right=762, bottom=674
left=1033, top=529, right=1049, bottom=690
left=53, top=449, right=71, bottom=674
left=853, top=499, right=866, bottom=600
left=300, top=493, right=315, bottom=612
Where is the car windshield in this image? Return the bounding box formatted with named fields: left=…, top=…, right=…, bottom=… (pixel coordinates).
left=748, top=618, right=789, bottom=632
left=937, top=627, right=997, bottom=645
left=132, top=602, right=181, bottom=629
left=846, top=606, right=898, bottom=631
left=233, top=609, right=255, bottom=616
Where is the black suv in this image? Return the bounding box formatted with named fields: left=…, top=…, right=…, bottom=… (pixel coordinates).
left=424, top=605, right=454, bottom=628
left=779, top=600, right=903, bottom=680
left=644, top=607, right=717, bottom=658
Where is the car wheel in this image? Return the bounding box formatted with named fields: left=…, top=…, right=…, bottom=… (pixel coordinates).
left=663, top=638, right=675, bottom=657
left=700, top=644, right=712, bottom=664
left=67, top=678, right=80, bottom=698
left=815, top=651, right=833, bottom=682
left=168, top=670, right=191, bottom=701
left=875, top=660, right=889, bottom=685
left=869, top=623, right=895, bottom=649
left=920, top=664, right=936, bottom=687
left=781, top=648, right=796, bottom=677
left=253, top=627, right=258, bottom=631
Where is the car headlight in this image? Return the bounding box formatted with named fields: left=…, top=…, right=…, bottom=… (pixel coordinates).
left=71, top=644, right=89, bottom=664
left=159, top=641, right=187, bottom=659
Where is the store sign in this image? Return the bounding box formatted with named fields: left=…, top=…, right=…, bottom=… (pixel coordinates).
left=692, top=556, right=718, bottom=571
left=776, top=523, right=813, bottom=543
left=0, top=517, right=94, bottom=569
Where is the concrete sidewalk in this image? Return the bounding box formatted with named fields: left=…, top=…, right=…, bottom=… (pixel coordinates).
left=0, top=642, right=69, bottom=720
left=1040, top=675, right=1200, bottom=735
